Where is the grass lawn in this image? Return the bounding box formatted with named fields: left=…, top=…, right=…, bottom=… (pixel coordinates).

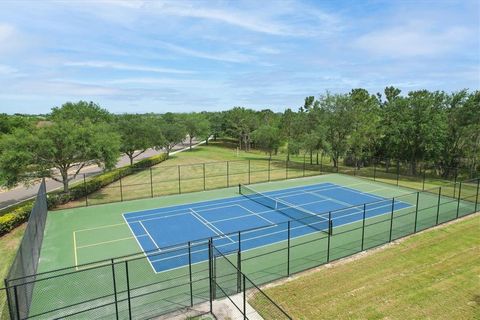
left=251, top=214, right=480, bottom=320
left=0, top=224, right=25, bottom=318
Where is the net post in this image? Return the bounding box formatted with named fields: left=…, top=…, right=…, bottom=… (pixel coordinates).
left=361, top=203, right=366, bottom=251
left=389, top=197, right=395, bottom=242
left=475, top=178, right=479, bottom=212
left=119, top=174, right=124, bottom=202
left=268, top=159, right=272, bottom=182
left=208, top=238, right=213, bottom=313
left=414, top=192, right=419, bottom=233
left=83, top=173, right=88, bottom=207
left=248, top=160, right=251, bottom=184
left=327, top=212, right=332, bottom=263
left=287, top=221, right=291, bottom=276
left=227, top=161, right=230, bottom=187
left=435, top=187, right=442, bottom=225
left=188, top=241, right=193, bottom=306
left=111, top=259, right=119, bottom=320
left=373, top=159, right=377, bottom=181
left=396, top=161, right=400, bottom=186
left=125, top=260, right=132, bottom=320
left=178, top=165, right=181, bottom=194
left=456, top=182, right=462, bottom=219
left=238, top=184, right=241, bottom=194
left=150, top=167, right=154, bottom=198
left=203, top=163, right=206, bottom=190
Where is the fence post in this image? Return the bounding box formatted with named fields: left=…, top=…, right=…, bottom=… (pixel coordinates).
left=13, top=285, right=20, bottom=320
left=237, top=231, right=242, bottom=293
left=208, top=238, right=213, bottom=313
left=453, top=168, right=458, bottom=198
left=396, top=161, right=400, bottom=186
left=422, top=167, right=426, bottom=191
left=188, top=242, right=193, bottom=306
left=242, top=275, right=247, bottom=319
left=83, top=173, right=88, bottom=207
left=373, top=159, right=377, bottom=181
left=248, top=160, right=251, bottom=184
left=286, top=159, right=289, bottom=179
left=320, top=153, right=323, bottom=173
left=150, top=168, right=154, bottom=198
left=268, top=159, right=271, bottom=182
left=203, top=163, right=206, bottom=190
left=327, top=212, right=332, bottom=263
left=303, top=154, right=306, bottom=177
left=125, top=261, right=132, bottom=320
left=4, top=279, right=14, bottom=320
left=119, top=175, right=124, bottom=202
left=361, top=204, right=366, bottom=251
left=414, top=192, right=420, bottom=233
left=435, top=187, right=442, bottom=225
left=475, top=178, right=479, bottom=212
left=456, top=182, right=462, bottom=219
left=111, top=259, right=119, bottom=320
left=227, top=161, right=230, bottom=187
left=389, top=198, right=395, bottom=242
left=178, top=165, right=181, bottom=194
left=287, top=221, right=291, bottom=276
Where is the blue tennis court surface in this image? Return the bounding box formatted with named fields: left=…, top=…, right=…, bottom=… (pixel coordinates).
left=123, top=182, right=411, bottom=273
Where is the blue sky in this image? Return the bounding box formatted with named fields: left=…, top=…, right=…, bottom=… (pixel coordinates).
left=0, top=0, right=478, bottom=114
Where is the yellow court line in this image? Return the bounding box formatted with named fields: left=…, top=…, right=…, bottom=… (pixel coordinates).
left=76, top=235, right=143, bottom=249
left=73, top=231, right=78, bottom=267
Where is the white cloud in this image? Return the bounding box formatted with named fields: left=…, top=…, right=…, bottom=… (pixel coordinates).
left=64, top=61, right=195, bottom=74
left=0, top=65, right=18, bottom=75
left=159, top=42, right=254, bottom=63
left=354, top=23, right=471, bottom=58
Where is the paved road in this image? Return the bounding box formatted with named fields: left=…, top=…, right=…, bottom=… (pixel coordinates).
left=0, top=138, right=204, bottom=210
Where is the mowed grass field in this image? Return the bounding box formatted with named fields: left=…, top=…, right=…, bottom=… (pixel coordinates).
left=251, top=214, right=480, bottom=320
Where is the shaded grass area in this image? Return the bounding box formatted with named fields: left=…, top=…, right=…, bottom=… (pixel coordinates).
left=251, top=214, right=480, bottom=320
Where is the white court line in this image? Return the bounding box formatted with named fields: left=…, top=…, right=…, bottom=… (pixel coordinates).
left=122, top=214, right=158, bottom=273
left=76, top=235, right=148, bottom=249
left=189, top=208, right=235, bottom=243
left=236, top=204, right=275, bottom=225
left=334, top=185, right=384, bottom=201
left=123, top=182, right=366, bottom=221
left=74, top=222, right=127, bottom=234
left=139, top=221, right=161, bottom=250
left=306, top=189, right=356, bottom=208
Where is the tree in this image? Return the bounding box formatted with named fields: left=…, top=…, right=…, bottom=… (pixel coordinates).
left=116, top=114, right=160, bottom=165
left=252, top=125, right=281, bottom=159
left=50, top=101, right=113, bottom=123
left=182, top=113, right=210, bottom=150
left=0, top=120, right=120, bottom=192
left=157, top=115, right=186, bottom=156
left=224, top=107, right=259, bottom=151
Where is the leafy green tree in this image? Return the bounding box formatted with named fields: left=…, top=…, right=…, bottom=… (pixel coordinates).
left=252, top=125, right=282, bottom=159
left=116, top=114, right=160, bottom=165
left=158, top=116, right=186, bottom=156
left=182, top=113, right=210, bottom=149
left=224, top=107, right=259, bottom=151
left=50, top=101, right=113, bottom=123
left=0, top=120, right=120, bottom=192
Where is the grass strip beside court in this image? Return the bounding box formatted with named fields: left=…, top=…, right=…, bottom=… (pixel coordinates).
left=250, top=214, right=480, bottom=320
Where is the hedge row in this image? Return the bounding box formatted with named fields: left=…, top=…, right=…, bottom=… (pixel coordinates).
left=0, top=153, right=168, bottom=236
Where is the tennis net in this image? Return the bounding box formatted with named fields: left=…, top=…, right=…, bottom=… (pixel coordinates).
left=239, top=184, right=330, bottom=235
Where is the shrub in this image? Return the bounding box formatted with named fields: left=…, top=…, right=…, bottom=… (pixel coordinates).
left=1, top=153, right=168, bottom=235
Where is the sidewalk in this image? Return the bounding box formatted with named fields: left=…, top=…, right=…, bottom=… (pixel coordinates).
left=0, top=138, right=205, bottom=210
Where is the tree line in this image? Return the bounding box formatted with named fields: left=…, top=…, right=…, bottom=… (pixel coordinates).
left=0, top=87, right=478, bottom=193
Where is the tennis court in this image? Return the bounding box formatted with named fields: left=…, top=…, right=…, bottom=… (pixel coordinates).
left=123, top=182, right=411, bottom=272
